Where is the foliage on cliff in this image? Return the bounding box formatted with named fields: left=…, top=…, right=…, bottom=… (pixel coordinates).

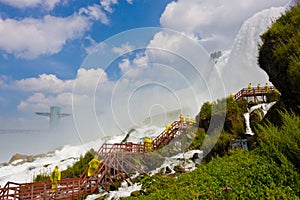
left=259, top=4, right=300, bottom=114
left=196, top=97, right=248, bottom=136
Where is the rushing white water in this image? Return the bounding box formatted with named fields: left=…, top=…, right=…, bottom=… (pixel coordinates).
left=0, top=134, right=126, bottom=187
left=85, top=183, right=142, bottom=200
left=244, top=102, right=276, bottom=135
left=0, top=1, right=290, bottom=197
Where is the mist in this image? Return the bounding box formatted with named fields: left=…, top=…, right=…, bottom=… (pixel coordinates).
left=0, top=3, right=287, bottom=163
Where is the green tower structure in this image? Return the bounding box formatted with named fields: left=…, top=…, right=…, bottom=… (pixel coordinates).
left=36, top=106, right=71, bottom=129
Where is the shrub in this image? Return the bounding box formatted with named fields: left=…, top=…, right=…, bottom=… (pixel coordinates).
left=126, top=150, right=300, bottom=199
left=256, top=111, right=300, bottom=170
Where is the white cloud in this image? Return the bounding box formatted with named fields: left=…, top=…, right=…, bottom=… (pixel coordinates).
left=74, top=68, right=108, bottom=93
left=3, top=68, right=108, bottom=95
left=13, top=74, right=73, bottom=93
left=117, top=53, right=148, bottom=75
left=100, top=0, right=133, bottom=13
left=118, top=58, right=131, bottom=74
left=160, top=0, right=288, bottom=52
left=100, top=0, right=118, bottom=13
left=0, top=0, right=61, bottom=10
left=79, top=4, right=109, bottom=24
left=112, top=42, right=135, bottom=56
left=83, top=36, right=98, bottom=54
left=133, top=53, right=148, bottom=67
left=12, top=68, right=108, bottom=118
left=0, top=5, right=109, bottom=59
left=17, top=92, right=72, bottom=112
left=0, top=15, right=89, bottom=59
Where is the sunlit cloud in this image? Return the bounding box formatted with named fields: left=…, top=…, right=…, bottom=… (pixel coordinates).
left=160, top=0, right=288, bottom=52
left=0, top=0, right=61, bottom=10
left=0, top=5, right=108, bottom=59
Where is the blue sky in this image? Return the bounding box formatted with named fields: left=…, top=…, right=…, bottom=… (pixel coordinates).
left=0, top=0, right=291, bottom=162
left=0, top=0, right=172, bottom=125
left=0, top=0, right=289, bottom=129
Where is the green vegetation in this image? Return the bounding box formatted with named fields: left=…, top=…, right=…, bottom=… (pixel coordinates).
left=266, top=89, right=280, bottom=102
left=192, top=97, right=248, bottom=162
left=196, top=97, right=247, bottom=136
left=126, top=112, right=300, bottom=199
left=125, top=6, right=300, bottom=198
left=259, top=4, right=300, bottom=114
left=33, top=149, right=96, bottom=182
left=256, top=110, right=300, bottom=171
left=61, top=149, right=95, bottom=178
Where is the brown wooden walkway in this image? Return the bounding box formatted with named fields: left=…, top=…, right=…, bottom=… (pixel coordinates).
left=0, top=120, right=192, bottom=199
left=234, top=86, right=276, bottom=103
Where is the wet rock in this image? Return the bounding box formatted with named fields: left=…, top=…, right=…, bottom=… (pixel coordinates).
left=165, top=166, right=172, bottom=174
left=131, top=190, right=141, bottom=197
left=173, top=165, right=185, bottom=173
left=9, top=153, right=47, bottom=165
left=192, top=153, right=201, bottom=163
left=9, top=153, right=27, bottom=163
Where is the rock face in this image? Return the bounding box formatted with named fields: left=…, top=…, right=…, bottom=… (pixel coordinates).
left=9, top=153, right=47, bottom=165
left=130, top=190, right=141, bottom=197
left=250, top=108, right=264, bottom=131
left=258, top=4, right=300, bottom=114
left=173, top=165, right=185, bottom=173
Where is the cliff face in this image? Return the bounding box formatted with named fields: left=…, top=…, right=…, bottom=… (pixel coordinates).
left=258, top=4, right=300, bottom=113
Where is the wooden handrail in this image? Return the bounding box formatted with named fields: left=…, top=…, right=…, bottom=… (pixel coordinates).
left=234, top=86, right=276, bottom=101
left=0, top=119, right=192, bottom=199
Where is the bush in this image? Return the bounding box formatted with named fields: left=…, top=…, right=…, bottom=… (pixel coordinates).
left=256, top=111, right=300, bottom=170
left=126, top=150, right=300, bottom=199
left=33, top=149, right=96, bottom=182
left=196, top=97, right=248, bottom=136
left=62, top=149, right=95, bottom=178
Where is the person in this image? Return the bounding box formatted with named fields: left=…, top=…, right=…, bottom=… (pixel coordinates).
left=257, top=83, right=261, bottom=92
left=185, top=115, right=190, bottom=124
left=178, top=114, right=184, bottom=123
left=164, top=124, right=171, bottom=139
left=191, top=118, right=196, bottom=124
left=88, top=156, right=102, bottom=178
left=248, top=83, right=252, bottom=92
left=165, top=125, right=171, bottom=134
left=144, top=137, right=153, bottom=151
left=264, top=83, right=269, bottom=91
left=50, top=165, right=61, bottom=193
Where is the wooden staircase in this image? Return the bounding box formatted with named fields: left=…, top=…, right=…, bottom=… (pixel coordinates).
left=0, top=120, right=193, bottom=199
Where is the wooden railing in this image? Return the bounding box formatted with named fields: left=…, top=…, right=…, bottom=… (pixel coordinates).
left=0, top=119, right=193, bottom=199
left=234, top=86, right=276, bottom=102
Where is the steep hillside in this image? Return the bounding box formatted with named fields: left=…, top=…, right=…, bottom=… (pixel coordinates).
left=259, top=4, right=300, bottom=114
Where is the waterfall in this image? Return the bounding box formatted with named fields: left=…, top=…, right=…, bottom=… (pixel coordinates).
left=244, top=112, right=254, bottom=135
left=244, top=102, right=276, bottom=135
